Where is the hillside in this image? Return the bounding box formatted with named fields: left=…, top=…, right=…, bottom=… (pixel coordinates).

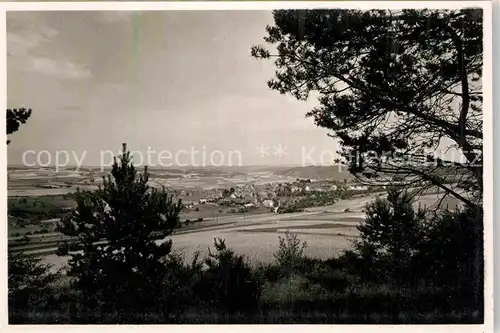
left=276, top=165, right=354, bottom=181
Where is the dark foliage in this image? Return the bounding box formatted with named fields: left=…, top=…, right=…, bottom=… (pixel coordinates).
left=273, top=230, right=307, bottom=275
left=8, top=251, right=57, bottom=311
left=196, top=238, right=262, bottom=314
left=7, top=107, right=32, bottom=145
left=160, top=251, right=205, bottom=316
left=413, top=205, right=483, bottom=309
left=56, top=143, right=183, bottom=314
left=339, top=188, right=483, bottom=312
left=252, top=9, right=483, bottom=209
left=348, top=187, right=427, bottom=283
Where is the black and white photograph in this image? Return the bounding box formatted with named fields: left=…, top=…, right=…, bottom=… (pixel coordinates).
left=4, top=1, right=493, bottom=326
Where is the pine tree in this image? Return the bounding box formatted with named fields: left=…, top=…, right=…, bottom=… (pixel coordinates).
left=58, top=143, right=183, bottom=313
left=8, top=251, right=56, bottom=311
left=252, top=9, right=483, bottom=210
left=353, top=187, right=427, bottom=283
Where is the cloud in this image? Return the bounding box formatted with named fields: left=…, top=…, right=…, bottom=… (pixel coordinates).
left=8, top=16, right=92, bottom=80
left=7, top=27, right=58, bottom=57
left=26, top=57, right=92, bottom=80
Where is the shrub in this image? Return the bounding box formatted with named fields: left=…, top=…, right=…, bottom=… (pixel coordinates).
left=278, top=203, right=304, bottom=214
left=261, top=273, right=326, bottom=306
left=8, top=251, right=57, bottom=311
left=341, top=187, right=484, bottom=312
left=254, top=263, right=282, bottom=284
left=238, top=207, right=249, bottom=213
left=347, top=188, right=426, bottom=284
left=413, top=205, right=483, bottom=307
left=160, top=251, right=204, bottom=314
left=274, top=231, right=307, bottom=275
left=300, top=258, right=355, bottom=294
left=197, top=238, right=261, bottom=314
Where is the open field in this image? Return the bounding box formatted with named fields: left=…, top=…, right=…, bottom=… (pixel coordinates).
left=29, top=192, right=456, bottom=273
left=8, top=166, right=464, bottom=274
left=7, top=167, right=301, bottom=196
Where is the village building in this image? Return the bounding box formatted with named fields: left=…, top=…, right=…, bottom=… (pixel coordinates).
left=262, top=199, right=274, bottom=208
left=349, top=185, right=368, bottom=191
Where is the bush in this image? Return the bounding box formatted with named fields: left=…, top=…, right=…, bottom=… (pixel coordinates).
left=346, top=188, right=426, bottom=284
left=8, top=251, right=57, bottom=311
left=160, top=251, right=204, bottom=314
left=254, top=263, right=281, bottom=284
left=340, top=187, right=484, bottom=311
left=261, top=273, right=327, bottom=306
left=238, top=207, right=249, bottom=213
left=300, top=258, right=355, bottom=294
left=278, top=204, right=304, bottom=214
left=274, top=231, right=307, bottom=275
left=413, top=205, right=483, bottom=307
left=197, top=238, right=262, bottom=314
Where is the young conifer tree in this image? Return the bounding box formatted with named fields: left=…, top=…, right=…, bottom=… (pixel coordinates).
left=58, top=143, right=183, bottom=312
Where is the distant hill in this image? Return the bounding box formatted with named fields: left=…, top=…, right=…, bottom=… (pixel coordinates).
left=181, top=165, right=292, bottom=174
left=276, top=165, right=354, bottom=181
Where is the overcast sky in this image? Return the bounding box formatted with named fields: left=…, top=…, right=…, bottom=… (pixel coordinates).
left=7, top=11, right=340, bottom=168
